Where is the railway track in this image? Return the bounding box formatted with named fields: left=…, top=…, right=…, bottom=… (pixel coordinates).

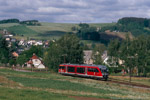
left=108, top=78, right=150, bottom=89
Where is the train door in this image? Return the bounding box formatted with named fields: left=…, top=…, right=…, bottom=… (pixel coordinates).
left=65, top=66, right=67, bottom=73
left=87, top=67, right=100, bottom=76
left=85, top=67, right=87, bottom=75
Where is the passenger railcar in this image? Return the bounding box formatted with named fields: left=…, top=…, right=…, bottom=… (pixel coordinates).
left=58, top=64, right=109, bottom=80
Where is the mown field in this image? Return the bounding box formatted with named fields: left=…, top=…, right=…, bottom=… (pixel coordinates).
left=0, top=22, right=116, bottom=40
left=0, top=68, right=150, bottom=100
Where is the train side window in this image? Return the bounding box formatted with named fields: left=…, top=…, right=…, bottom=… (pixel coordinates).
left=77, top=67, right=85, bottom=73
left=68, top=67, right=75, bottom=72
left=59, top=66, right=65, bottom=69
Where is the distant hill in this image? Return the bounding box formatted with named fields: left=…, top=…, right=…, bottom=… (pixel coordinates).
left=1, top=17, right=149, bottom=43
left=101, top=17, right=150, bottom=36
left=0, top=22, right=115, bottom=40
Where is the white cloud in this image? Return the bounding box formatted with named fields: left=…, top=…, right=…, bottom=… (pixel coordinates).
left=0, top=0, right=150, bottom=23
left=37, top=7, right=68, bottom=14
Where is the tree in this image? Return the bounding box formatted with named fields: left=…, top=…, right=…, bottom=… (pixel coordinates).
left=22, top=45, right=44, bottom=59
left=44, top=34, right=84, bottom=71
left=119, top=35, right=140, bottom=82
left=0, top=38, right=10, bottom=64
left=108, top=39, right=120, bottom=67
left=135, top=35, right=150, bottom=77
left=76, top=23, right=100, bottom=41
left=9, top=59, right=16, bottom=66
left=58, top=34, right=84, bottom=64
left=92, top=44, right=106, bottom=65
left=44, top=43, right=63, bottom=71
left=16, top=54, right=28, bottom=66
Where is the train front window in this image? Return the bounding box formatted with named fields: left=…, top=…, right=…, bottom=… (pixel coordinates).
left=88, top=68, right=99, bottom=72
left=100, top=68, right=108, bottom=73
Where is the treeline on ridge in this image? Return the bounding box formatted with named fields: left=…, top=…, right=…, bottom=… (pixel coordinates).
left=0, top=18, right=41, bottom=26
left=101, top=17, right=150, bottom=36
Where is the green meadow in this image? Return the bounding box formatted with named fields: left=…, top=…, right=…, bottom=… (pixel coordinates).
left=0, top=68, right=150, bottom=100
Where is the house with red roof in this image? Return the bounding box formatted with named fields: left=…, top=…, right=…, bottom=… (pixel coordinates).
left=27, top=54, right=45, bottom=69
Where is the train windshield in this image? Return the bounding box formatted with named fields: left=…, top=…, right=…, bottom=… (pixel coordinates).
left=100, top=68, right=108, bottom=73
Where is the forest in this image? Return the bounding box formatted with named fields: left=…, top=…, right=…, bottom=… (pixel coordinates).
left=101, top=17, right=150, bottom=36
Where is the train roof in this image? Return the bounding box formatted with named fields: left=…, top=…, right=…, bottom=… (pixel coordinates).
left=60, top=64, right=107, bottom=69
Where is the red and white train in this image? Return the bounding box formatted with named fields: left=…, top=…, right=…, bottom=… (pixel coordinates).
left=58, top=64, right=109, bottom=80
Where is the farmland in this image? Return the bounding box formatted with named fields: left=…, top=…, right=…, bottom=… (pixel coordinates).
left=0, top=68, right=150, bottom=100
left=0, top=22, right=116, bottom=40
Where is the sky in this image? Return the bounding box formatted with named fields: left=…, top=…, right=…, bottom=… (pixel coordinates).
left=0, top=0, right=150, bottom=23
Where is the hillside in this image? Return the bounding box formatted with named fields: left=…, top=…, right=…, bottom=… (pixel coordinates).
left=1, top=17, right=150, bottom=41
left=0, top=22, right=116, bottom=40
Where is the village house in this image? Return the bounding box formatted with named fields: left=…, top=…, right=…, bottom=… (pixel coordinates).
left=34, top=41, right=43, bottom=46
left=43, top=41, right=49, bottom=48
left=17, top=48, right=24, bottom=54
left=18, top=39, right=25, bottom=46
left=11, top=38, right=17, bottom=42
left=26, top=54, right=45, bottom=69
left=83, top=50, right=93, bottom=64
left=5, top=37, right=11, bottom=41
left=83, top=50, right=112, bottom=66
left=2, top=29, right=13, bottom=37
left=12, top=52, right=19, bottom=57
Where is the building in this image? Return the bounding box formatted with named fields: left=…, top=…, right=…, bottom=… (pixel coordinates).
left=12, top=52, right=19, bottom=57
left=18, top=39, right=25, bottom=46
left=83, top=50, right=93, bottom=64
left=27, top=54, right=45, bottom=69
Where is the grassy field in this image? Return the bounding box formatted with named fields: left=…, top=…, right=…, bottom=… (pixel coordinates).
left=0, top=23, right=19, bottom=28
left=0, top=68, right=150, bottom=100
left=109, top=75, right=150, bottom=86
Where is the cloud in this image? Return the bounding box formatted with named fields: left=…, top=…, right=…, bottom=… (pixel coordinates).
left=0, top=0, right=150, bottom=23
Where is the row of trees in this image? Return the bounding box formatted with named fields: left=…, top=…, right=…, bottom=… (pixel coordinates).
left=118, top=17, right=150, bottom=27
left=20, top=20, right=41, bottom=26
left=108, top=35, right=150, bottom=80
left=0, top=19, right=19, bottom=24
left=101, top=17, right=150, bottom=36
left=0, top=19, right=41, bottom=26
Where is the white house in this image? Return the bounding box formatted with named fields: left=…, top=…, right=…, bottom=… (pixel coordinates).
left=19, top=39, right=25, bottom=46
left=34, top=41, right=43, bottom=46
left=83, top=50, right=93, bottom=64
left=27, top=54, right=45, bottom=69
